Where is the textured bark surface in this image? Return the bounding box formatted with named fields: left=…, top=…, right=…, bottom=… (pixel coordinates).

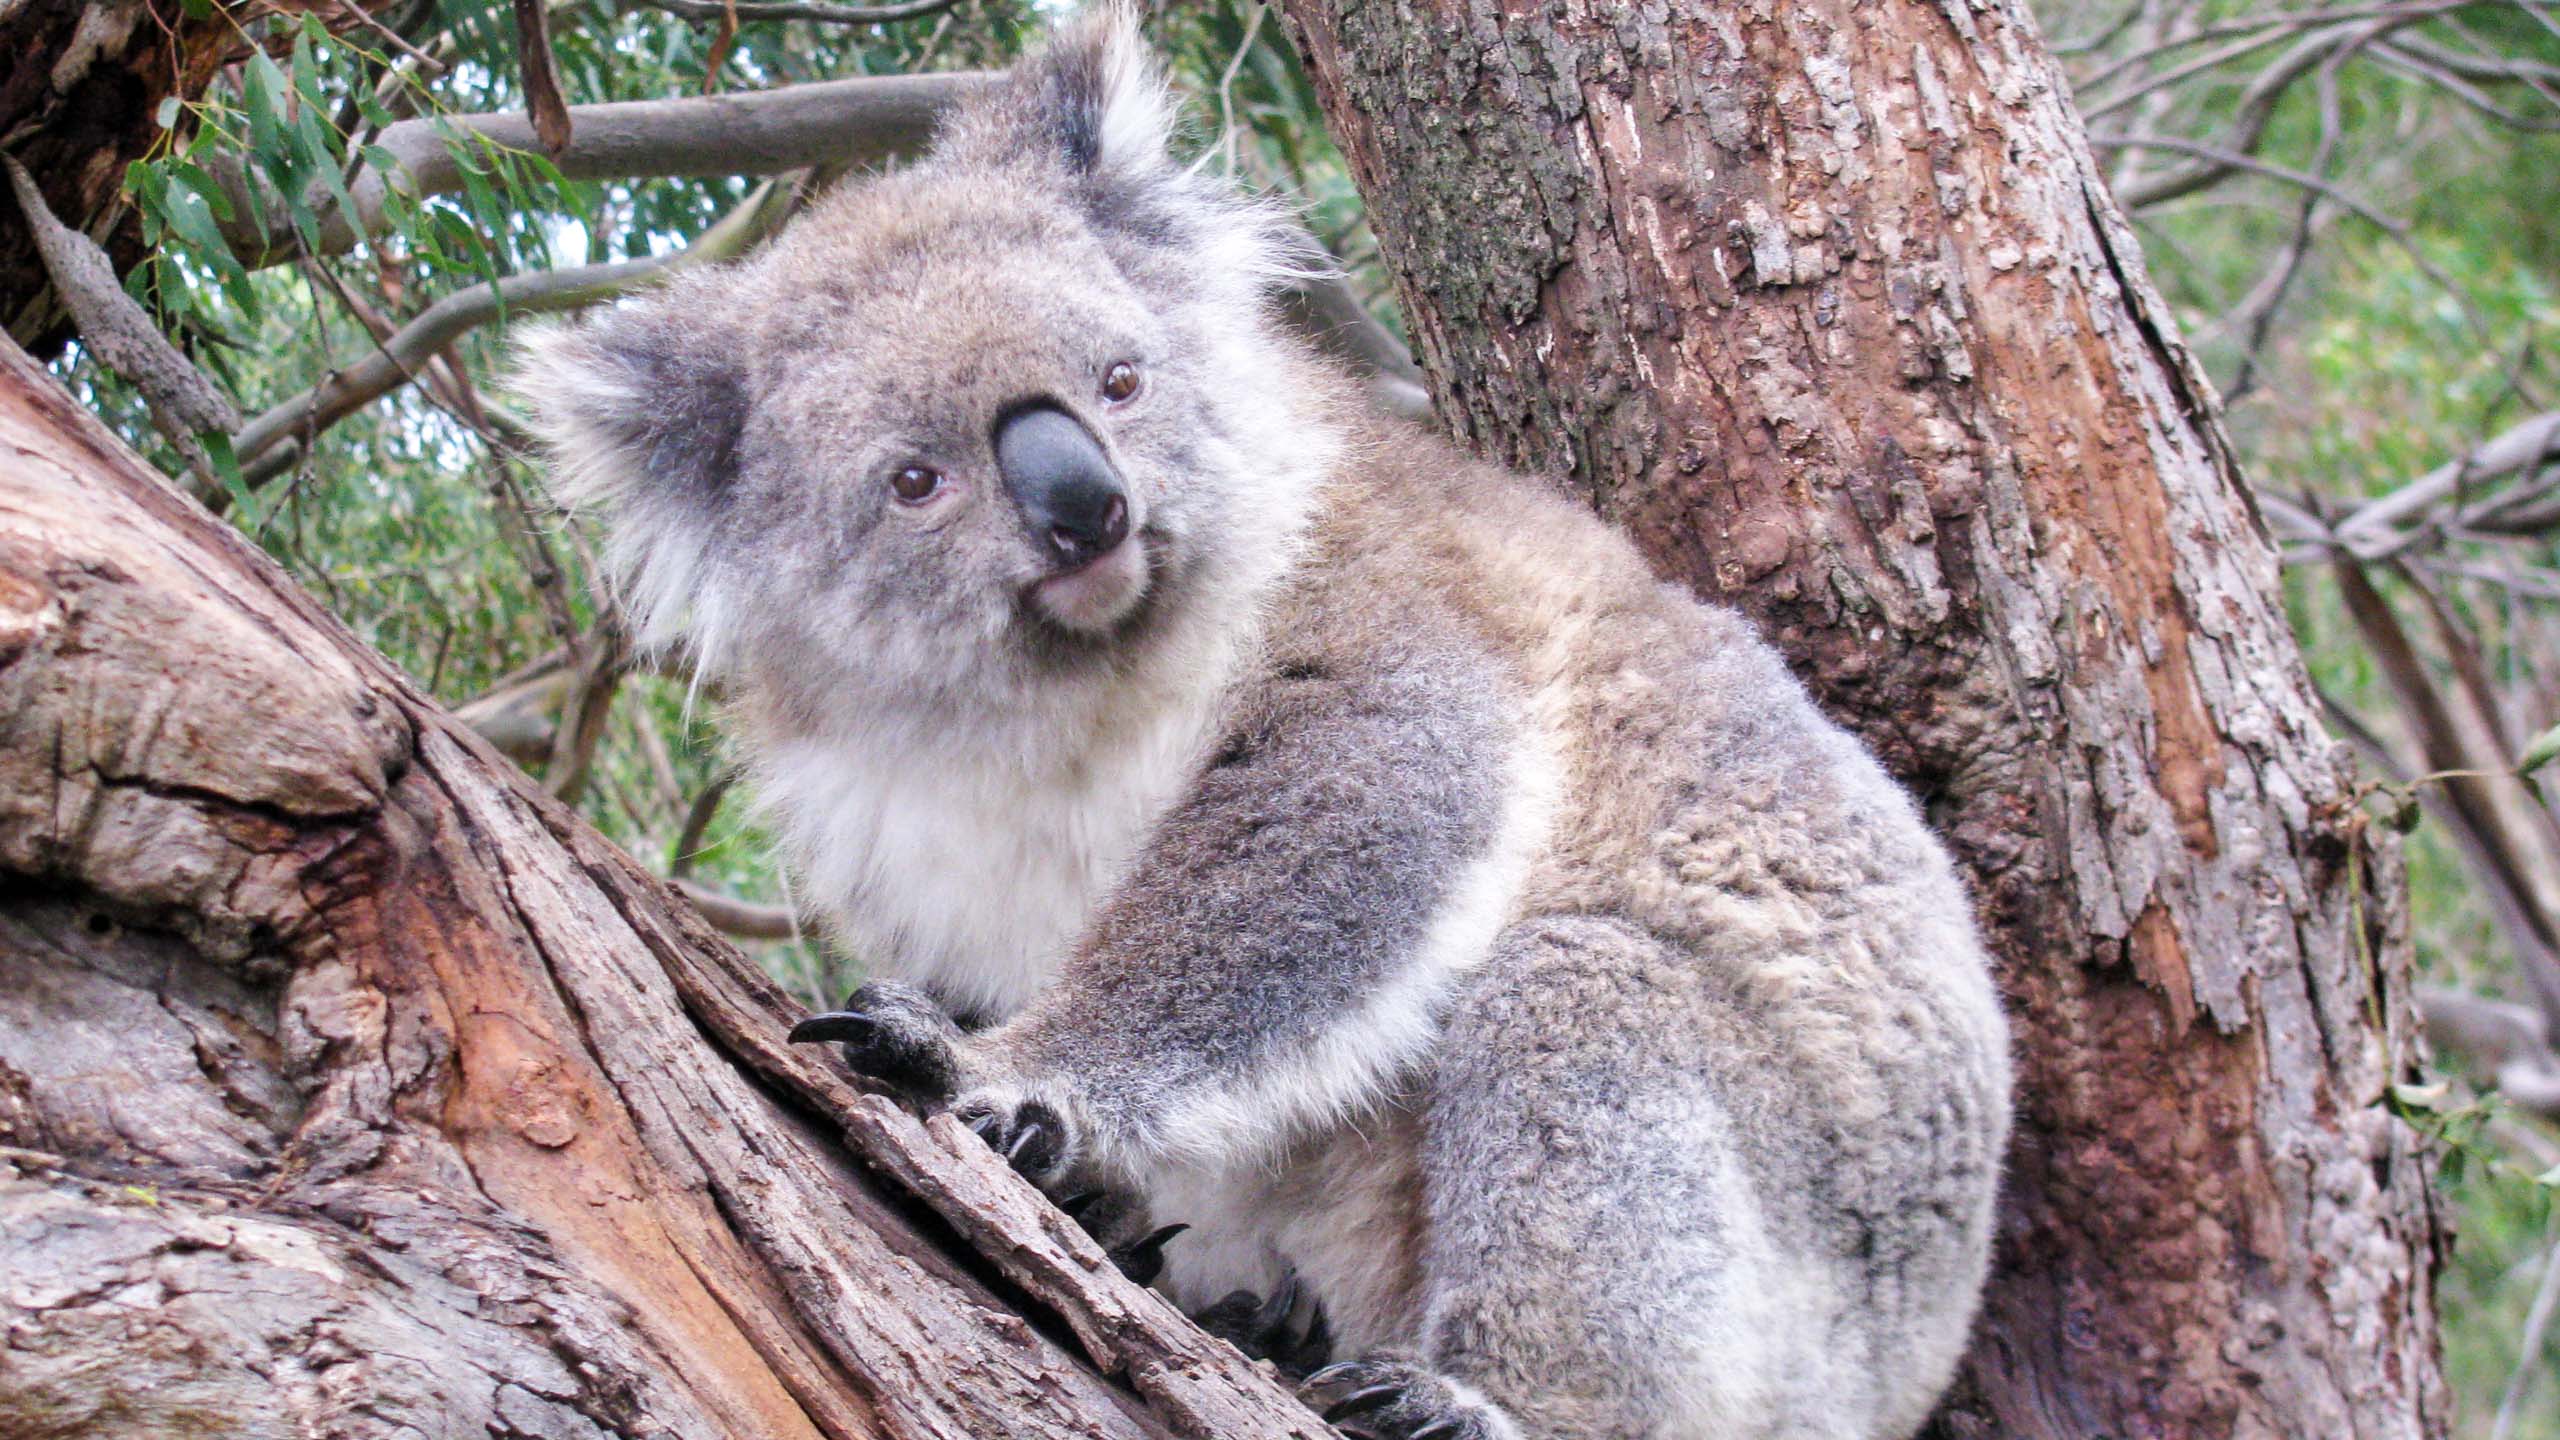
left=1273, top=2, right=2444, bottom=1437
left=0, top=0, right=239, bottom=351
left=0, top=339, right=1330, bottom=1439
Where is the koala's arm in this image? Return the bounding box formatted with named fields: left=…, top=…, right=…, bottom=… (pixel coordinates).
left=973, top=638, right=1520, bottom=1176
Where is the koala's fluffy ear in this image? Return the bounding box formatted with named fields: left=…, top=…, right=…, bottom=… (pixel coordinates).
left=510, top=292, right=749, bottom=654
left=950, top=2, right=1177, bottom=186
left=944, top=4, right=1322, bottom=289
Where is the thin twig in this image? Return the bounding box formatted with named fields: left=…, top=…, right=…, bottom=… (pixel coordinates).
left=2492, top=1227, right=2560, bottom=1440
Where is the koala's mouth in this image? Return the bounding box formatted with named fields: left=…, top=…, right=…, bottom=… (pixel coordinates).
left=1025, top=529, right=1153, bottom=636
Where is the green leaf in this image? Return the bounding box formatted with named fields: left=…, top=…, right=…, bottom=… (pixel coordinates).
left=166, top=161, right=234, bottom=224
left=156, top=97, right=183, bottom=130
left=2519, top=722, right=2560, bottom=777
left=2390, top=1080, right=2452, bottom=1113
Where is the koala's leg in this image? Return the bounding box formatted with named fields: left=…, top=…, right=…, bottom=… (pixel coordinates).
left=1370, top=914, right=1861, bottom=1440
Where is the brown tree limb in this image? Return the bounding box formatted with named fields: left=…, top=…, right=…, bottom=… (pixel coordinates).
left=674, top=877, right=804, bottom=941
left=513, top=0, right=574, bottom=154
left=2418, top=986, right=2560, bottom=1118
left=216, top=71, right=993, bottom=270
left=633, top=0, right=970, bottom=27
left=0, top=334, right=1324, bottom=1435
left=230, top=175, right=796, bottom=482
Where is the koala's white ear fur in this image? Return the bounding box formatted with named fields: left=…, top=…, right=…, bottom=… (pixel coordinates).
left=511, top=297, right=747, bottom=511
left=1034, top=2, right=1178, bottom=181
left=510, top=296, right=749, bottom=658
left=1083, top=4, right=1177, bottom=178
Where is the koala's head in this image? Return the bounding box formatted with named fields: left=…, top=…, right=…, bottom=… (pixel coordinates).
left=514, top=7, right=1335, bottom=738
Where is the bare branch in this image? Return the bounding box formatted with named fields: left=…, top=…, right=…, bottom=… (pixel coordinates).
left=231, top=176, right=796, bottom=481
left=2, top=156, right=240, bottom=494
left=2419, top=985, right=2560, bottom=1118
left=672, top=877, right=803, bottom=941
left=545, top=624, right=629, bottom=805
left=2331, top=411, right=2560, bottom=556
left=2331, top=561, right=2560, bottom=1026
left=2091, top=130, right=2520, bottom=366
left=453, top=655, right=575, bottom=765
left=217, top=70, right=991, bottom=269
left=2494, top=1227, right=2560, bottom=1440
left=1278, top=272, right=1431, bottom=420
left=670, top=773, right=737, bottom=879
left=631, top=0, right=968, bottom=25
left=2093, top=7, right=2452, bottom=208
left=513, top=0, right=574, bottom=155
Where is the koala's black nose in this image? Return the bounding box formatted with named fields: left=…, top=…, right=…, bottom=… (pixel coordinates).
left=993, top=405, right=1131, bottom=568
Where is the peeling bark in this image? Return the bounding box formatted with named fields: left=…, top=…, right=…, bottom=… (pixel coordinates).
left=0, top=340, right=1327, bottom=1438
left=1272, top=2, right=2444, bottom=1436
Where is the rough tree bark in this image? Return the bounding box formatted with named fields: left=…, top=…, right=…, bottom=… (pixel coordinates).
left=0, top=0, right=240, bottom=349
left=0, top=340, right=1330, bottom=1437
left=1271, top=2, right=2443, bottom=1438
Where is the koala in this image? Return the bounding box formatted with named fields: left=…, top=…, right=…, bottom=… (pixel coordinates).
left=514, top=11, right=2011, bottom=1440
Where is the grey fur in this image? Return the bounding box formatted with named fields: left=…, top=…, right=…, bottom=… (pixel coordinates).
left=513, top=11, right=2012, bottom=1439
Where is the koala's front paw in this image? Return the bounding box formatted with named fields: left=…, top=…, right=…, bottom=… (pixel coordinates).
left=1196, top=1270, right=1332, bottom=1377
left=1050, top=1185, right=1190, bottom=1286
left=787, top=980, right=961, bottom=1103
left=1303, top=1354, right=1510, bottom=1440
left=951, top=1090, right=1077, bottom=1186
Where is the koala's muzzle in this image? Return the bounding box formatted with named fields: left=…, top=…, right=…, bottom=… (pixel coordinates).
left=995, top=405, right=1131, bottom=570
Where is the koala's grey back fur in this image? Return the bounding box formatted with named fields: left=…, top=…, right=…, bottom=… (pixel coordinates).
left=515, top=11, right=2011, bottom=1438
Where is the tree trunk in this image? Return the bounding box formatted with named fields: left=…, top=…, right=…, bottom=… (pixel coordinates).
left=0, top=0, right=242, bottom=351
left=1270, top=3, right=2444, bottom=1438
left=0, top=339, right=1327, bottom=1439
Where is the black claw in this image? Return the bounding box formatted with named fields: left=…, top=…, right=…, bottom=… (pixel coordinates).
left=1304, top=1359, right=1364, bottom=1388
left=1112, top=1222, right=1188, bottom=1285
left=1323, top=1383, right=1404, bottom=1422
left=1256, top=1271, right=1300, bottom=1331
left=1408, top=1421, right=1459, bottom=1440
left=1293, top=1304, right=1333, bottom=1371
left=786, top=1010, right=876, bottom=1045
left=1334, top=1425, right=1383, bottom=1440
left=1055, top=1189, right=1104, bottom=1222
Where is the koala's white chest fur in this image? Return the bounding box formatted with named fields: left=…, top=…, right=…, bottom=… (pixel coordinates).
left=756, top=686, right=1224, bottom=1017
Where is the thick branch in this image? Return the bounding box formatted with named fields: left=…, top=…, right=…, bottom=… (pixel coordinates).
left=0, top=334, right=1324, bottom=1438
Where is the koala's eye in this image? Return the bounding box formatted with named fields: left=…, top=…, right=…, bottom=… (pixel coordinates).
left=1101, top=361, right=1142, bottom=405
left=889, top=465, right=944, bottom=504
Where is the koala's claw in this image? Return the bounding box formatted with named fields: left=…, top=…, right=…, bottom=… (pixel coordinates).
left=1324, top=1384, right=1404, bottom=1422
left=787, top=981, right=959, bottom=1102
left=1054, top=1188, right=1106, bottom=1223
left=1301, top=1355, right=1503, bottom=1440
left=1110, top=1221, right=1188, bottom=1285
left=952, top=1094, right=1074, bottom=1185
left=1196, top=1271, right=1332, bottom=1377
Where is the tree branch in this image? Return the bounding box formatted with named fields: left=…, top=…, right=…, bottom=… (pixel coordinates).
left=230, top=175, right=797, bottom=482
left=631, top=0, right=969, bottom=26
left=673, top=877, right=803, bottom=941
left=2419, top=986, right=2560, bottom=1118
left=218, top=70, right=992, bottom=270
